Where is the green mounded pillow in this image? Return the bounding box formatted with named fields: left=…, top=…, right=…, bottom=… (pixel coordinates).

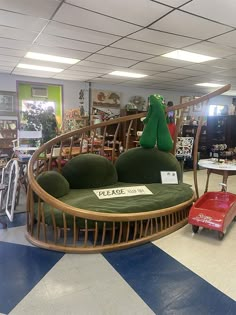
left=36, top=170, right=70, bottom=198
left=115, top=147, right=181, bottom=183
left=61, top=153, right=118, bottom=189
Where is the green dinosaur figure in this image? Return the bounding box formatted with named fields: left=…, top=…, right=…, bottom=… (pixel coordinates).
left=139, top=94, right=173, bottom=151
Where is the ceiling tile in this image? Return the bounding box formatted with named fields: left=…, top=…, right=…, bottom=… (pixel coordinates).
left=97, top=47, right=153, bottom=61
left=184, top=63, right=226, bottom=73
left=12, top=68, right=57, bottom=77
left=30, top=45, right=91, bottom=60
left=153, top=72, right=190, bottom=80
left=206, top=58, right=236, bottom=69
left=0, top=54, right=22, bottom=62
left=211, top=30, right=236, bottom=49
left=0, top=26, right=37, bottom=42
left=0, top=38, right=32, bottom=51
left=35, top=34, right=103, bottom=52
left=0, top=60, right=18, bottom=67
left=111, top=38, right=172, bottom=56
left=69, top=65, right=111, bottom=74
left=129, top=28, right=200, bottom=48
left=181, top=0, right=236, bottom=28
left=186, top=42, right=236, bottom=58
left=44, top=21, right=121, bottom=45
left=0, top=9, right=48, bottom=31
left=77, top=60, right=118, bottom=70
left=151, top=10, right=233, bottom=40
left=62, top=70, right=100, bottom=78
left=146, top=56, right=191, bottom=67
left=0, top=0, right=62, bottom=19
left=53, top=3, right=141, bottom=36
left=153, top=0, right=192, bottom=8
left=0, top=47, right=26, bottom=57
left=66, top=0, right=172, bottom=26
left=19, top=58, right=71, bottom=70
left=85, top=54, right=138, bottom=67
left=130, top=62, right=176, bottom=72
left=167, top=68, right=206, bottom=76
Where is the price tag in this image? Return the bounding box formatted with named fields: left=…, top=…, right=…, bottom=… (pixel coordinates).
left=161, top=171, right=178, bottom=184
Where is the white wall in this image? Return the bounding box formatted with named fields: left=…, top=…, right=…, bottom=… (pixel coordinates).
left=0, top=73, right=233, bottom=114
left=0, top=73, right=87, bottom=113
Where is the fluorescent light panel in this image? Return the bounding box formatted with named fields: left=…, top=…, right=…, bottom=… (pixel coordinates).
left=195, top=83, right=224, bottom=87
left=162, top=50, right=218, bottom=63
left=17, top=63, right=63, bottom=73
left=109, top=71, right=147, bottom=78
left=25, top=52, right=79, bottom=64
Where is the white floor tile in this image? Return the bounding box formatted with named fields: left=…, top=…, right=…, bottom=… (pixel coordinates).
left=153, top=223, right=236, bottom=301
left=0, top=226, right=33, bottom=247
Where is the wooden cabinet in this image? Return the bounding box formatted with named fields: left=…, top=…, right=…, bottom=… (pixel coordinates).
left=0, top=118, right=17, bottom=157
left=207, top=116, right=236, bottom=150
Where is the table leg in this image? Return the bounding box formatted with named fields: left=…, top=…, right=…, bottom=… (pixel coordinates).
left=222, top=171, right=228, bottom=191
left=205, top=169, right=211, bottom=193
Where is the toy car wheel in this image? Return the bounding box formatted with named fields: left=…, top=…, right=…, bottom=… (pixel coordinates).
left=192, top=225, right=199, bottom=233
left=218, top=232, right=224, bottom=240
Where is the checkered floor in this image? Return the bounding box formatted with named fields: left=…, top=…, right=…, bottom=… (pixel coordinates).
left=0, top=170, right=235, bottom=314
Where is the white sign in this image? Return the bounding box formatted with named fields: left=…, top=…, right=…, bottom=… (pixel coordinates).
left=161, top=171, right=178, bottom=184
left=93, top=186, right=153, bottom=199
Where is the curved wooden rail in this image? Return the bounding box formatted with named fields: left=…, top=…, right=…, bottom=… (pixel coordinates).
left=26, top=84, right=231, bottom=253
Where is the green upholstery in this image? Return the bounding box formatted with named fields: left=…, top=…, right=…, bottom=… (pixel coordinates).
left=36, top=171, right=70, bottom=198
left=115, top=147, right=181, bottom=183
left=37, top=182, right=193, bottom=228
left=61, top=153, right=118, bottom=189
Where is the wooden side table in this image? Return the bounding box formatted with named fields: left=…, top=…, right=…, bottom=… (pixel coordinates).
left=198, top=159, right=236, bottom=193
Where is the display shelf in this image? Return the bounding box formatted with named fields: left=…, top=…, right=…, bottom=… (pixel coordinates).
left=0, top=117, right=17, bottom=157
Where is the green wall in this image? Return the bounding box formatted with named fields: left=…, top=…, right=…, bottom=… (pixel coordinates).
left=18, top=83, right=63, bottom=126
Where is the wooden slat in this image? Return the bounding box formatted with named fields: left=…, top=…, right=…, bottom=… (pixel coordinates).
left=118, top=222, right=123, bottom=243
left=94, top=222, right=98, bottom=247
left=50, top=206, right=57, bottom=243
left=101, top=222, right=106, bottom=246
left=63, top=212, right=67, bottom=246
left=133, top=221, right=138, bottom=240
left=111, top=222, right=115, bottom=244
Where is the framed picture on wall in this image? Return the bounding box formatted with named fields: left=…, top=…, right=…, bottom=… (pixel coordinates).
left=0, top=91, right=16, bottom=114
left=92, top=90, right=121, bottom=123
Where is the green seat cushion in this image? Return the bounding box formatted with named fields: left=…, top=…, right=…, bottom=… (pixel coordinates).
left=115, top=147, right=181, bottom=183
left=37, top=182, right=193, bottom=228
left=61, top=153, right=118, bottom=189
left=36, top=171, right=70, bottom=198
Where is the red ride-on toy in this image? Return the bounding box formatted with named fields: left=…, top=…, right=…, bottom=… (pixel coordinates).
left=188, top=184, right=236, bottom=240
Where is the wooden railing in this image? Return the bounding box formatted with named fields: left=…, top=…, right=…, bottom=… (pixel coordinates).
left=25, top=84, right=231, bottom=253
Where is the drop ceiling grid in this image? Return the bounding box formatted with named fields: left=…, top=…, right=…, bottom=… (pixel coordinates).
left=0, top=0, right=235, bottom=92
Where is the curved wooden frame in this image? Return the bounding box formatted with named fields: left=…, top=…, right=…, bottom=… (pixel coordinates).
left=26, top=84, right=231, bottom=253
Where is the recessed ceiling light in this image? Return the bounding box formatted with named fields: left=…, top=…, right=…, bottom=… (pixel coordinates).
left=195, top=83, right=224, bottom=87
left=17, top=63, right=63, bottom=73
left=162, top=50, right=218, bottom=63
left=25, top=52, right=79, bottom=64
left=109, top=71, right=147, bottom=78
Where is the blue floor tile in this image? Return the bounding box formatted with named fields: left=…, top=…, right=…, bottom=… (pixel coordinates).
left=104, top=243, right=236, bottom=315
left=0, top=242, right=64, bottom=314
left=0, top=213, right=26, bottom=228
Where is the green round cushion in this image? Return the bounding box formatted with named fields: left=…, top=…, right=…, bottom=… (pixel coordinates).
left=115, top=147, right=181, bottom=183
left=61, top=153, right=118, bottom=189
left=36, top=171, right=70, bottom=198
